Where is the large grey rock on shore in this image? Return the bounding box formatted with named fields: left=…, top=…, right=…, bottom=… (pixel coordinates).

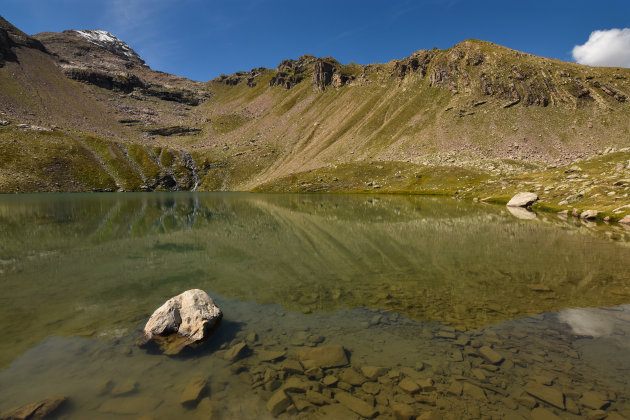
left=137, top=289, right=222, bottom=355
left=507, top=192, right=538, bottom=207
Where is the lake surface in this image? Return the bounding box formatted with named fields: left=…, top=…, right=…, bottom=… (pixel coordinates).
left=0, top=192, right=629, bottom=419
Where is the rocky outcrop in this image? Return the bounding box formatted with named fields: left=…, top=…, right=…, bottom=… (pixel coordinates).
left=269, top=55, right=330, bottom=89
left=0, top=16, right=47, bottom=66
left=137, top=289, right=223, bottom=355
left=312, top=59, right=349, bottom=91
left=312, top=60, right=334, bottom=91
left=141, top=85, right=207, bottom=105
left=214, top=67, right=265, bottom=87
left=593, top=81, right=627, bottom=102
left=66, top=68, right=144, bottom=92
left=66, top=68, right=206, bottom=105
left=394, top=50, right=433, bottom=79
left=144, top=125, right=202, bottom=136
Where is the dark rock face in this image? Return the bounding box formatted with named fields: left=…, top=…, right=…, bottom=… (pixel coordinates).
left=595, top=82, right=627, bottom=102
left=141, top=86, right=206, bottom=106
left=395, top=50, right=433, bottom=79
left=66, top=68, right=206, bottom=105
left=66, top=68, right=144, bottom=92
left=144, top=125, right=202, bottom=136
left=0, top=15, right=47, bottom=66
left=153, top=174, right=178, bottom=190
left=312, top=60, right=335, bottom=92
left=269, top=72, right=302, bottom=89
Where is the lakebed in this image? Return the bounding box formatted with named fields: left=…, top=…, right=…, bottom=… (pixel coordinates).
left=0, top=192, right=629, bottom=419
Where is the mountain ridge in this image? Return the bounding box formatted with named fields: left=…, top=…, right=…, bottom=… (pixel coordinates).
left=0, top=16, right=629, bottom=224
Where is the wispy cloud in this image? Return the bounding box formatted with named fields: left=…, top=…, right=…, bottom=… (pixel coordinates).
left=98, top=0, right=179, bottom=70
left=573, top=28, right=630, bottom=68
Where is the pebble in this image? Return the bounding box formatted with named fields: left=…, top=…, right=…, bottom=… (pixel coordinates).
left=99, top=396, right=160, bottom=415
left=530, top=407, right=561, bottom=420
left=335, top=391, right=378, bottom=419
left=279, top=359, right=304, bottom=374
left=322, top=375, right=339, bottom=387
left=111, top=380, right=138, bottom=397
left=398, top=378, right=420, bottom=394
left=478, top=346, right=504, bottom=364
left=463, top=382, right=487, bottom=401
left=224, top=342, right=248, bottom=361
left=296, top=345, right=349, bottom=369
left=586, top=410, right=608, bottom=420
left=361, top=382, right=380, bottom=395
left=266, top=389, right=291, bottom=416
left=305, top=367, right=324, bottom=380
left=180, top=377, right=207, bottom=406
left=257, top=349, right=286, bottom=362
left=361, top=366, right=388, bottom=380
left=524, top=382, right=565, bottom=410
left=306, top=390, right=330, bottom=405
left=580, top=391, right=610, bottom=410
left=341, top=368, right=367, bottom=386
left=392, top=402, right=415, bottom=420
left=447, top=381, right=463, bottom=397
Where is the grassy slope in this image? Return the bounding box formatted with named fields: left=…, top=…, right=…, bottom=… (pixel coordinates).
left=1, top=36, right=629, bottom=221
left=190, top=41, right=629, bottom=190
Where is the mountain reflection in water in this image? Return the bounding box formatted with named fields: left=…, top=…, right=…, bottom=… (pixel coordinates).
left=0, top=192, right=629, bottom=369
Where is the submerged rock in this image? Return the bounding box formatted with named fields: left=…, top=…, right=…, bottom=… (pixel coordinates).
left=224, top=342, right=248, bottom=362
left=266, top=389, right=291, bottom=416
left=137, top=289, right=222, bottom=355
left=180, top=377, right=207, bottom=406
left=296, top=345, right=349, bottom=369
left=506, top=192, right=538, bottom=207
left=0, top=395, right=67, bottom=420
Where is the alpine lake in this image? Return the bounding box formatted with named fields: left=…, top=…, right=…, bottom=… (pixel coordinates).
left=0, top=192, right=629, bottom=420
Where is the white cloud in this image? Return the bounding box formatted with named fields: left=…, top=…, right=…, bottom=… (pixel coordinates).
left=573, top=28, right=630, bottom=68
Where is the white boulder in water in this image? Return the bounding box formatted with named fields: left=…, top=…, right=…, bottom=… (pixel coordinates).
left=137, top=289, right=222, bottom=355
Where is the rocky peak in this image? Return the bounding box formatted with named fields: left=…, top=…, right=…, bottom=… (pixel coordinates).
left=34, top=29, right=145, bottom=73
left=71, top=30, right=144, bottom=64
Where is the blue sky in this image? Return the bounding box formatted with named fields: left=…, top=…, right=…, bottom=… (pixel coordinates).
left=3, top=0, right=630, bottom=81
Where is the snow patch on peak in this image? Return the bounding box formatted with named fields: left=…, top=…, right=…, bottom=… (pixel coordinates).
left=73, top=30, right=137, bottom=59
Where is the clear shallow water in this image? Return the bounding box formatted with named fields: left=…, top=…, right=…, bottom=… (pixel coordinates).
left=0, top=192, right=629, bottom=419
